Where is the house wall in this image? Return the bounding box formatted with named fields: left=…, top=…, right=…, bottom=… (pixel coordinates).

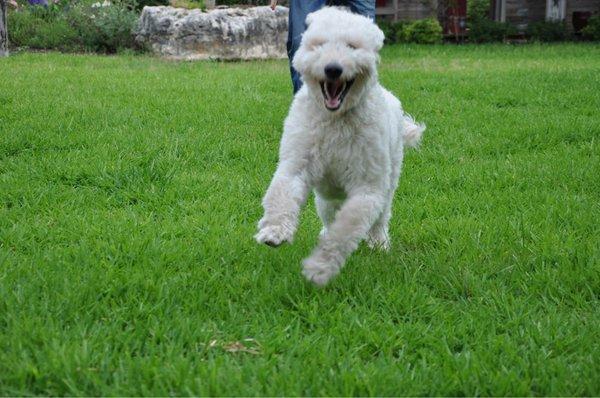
left=378, top=0, right=598, bottom=31
left=396, top=0, right=437, bottom=20
left=505, top=0, right=545, bottom=31
left=502, top=0, right=599, bottom=31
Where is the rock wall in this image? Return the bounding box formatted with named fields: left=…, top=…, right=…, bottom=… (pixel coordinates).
left=135, top=6, right=289, bottom=61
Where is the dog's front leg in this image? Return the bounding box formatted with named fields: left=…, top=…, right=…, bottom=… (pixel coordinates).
left=255, top=168, right=309, bottom=247
left=302, top=191, right=384, bottom=286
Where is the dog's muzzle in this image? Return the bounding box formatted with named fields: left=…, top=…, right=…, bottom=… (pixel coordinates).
left=320, top=62, right=355, bottom=111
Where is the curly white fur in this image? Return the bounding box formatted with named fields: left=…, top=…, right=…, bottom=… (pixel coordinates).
left=255, top=7, right=425, bottom=286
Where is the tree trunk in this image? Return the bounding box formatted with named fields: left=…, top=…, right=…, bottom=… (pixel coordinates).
left=0, top=0, right=8, bottom=57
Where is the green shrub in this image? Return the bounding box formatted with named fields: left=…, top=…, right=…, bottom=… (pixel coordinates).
left=466, top=0, right=516, bottom=43
left=393, top=22, right=409, bottom=43
left=377, top=19, right=442, bottom=45
left=467, top=0, right=490, bottom=21
left=8, top=1, right=140, bottom=53
left=8, top=5, right=80, bottom=50
left=469, top=18, right=515, bottom=42
left=397, top=18, right=442, bottom=44
left=377, top=20, right=408, bottom=45
left=581, top=14, right=600, bottom=41
left=377, top=20, right=396, bottom=44
left=527, top=20, right=567, bottom=42
left=23, top=16, right=80, bottom=50
left=67, top=1, right=139, bottom=53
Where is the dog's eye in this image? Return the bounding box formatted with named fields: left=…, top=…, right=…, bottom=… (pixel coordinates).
left=347, top=43, right=358, bottom=50
left=311, top=40, right=325, bottom=49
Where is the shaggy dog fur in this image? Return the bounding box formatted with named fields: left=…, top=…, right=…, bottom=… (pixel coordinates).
left=255, top=7, right=425, bottom=286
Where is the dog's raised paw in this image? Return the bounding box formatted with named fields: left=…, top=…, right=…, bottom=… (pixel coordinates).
left=254, top=224, right=292, bottom=247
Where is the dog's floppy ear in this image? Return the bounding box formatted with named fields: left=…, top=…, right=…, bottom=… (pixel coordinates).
left=372, top=24, right=385, bottom=51
left=305, top=11, right=315, bottom=26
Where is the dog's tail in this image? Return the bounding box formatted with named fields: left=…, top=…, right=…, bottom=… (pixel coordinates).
left=401, top=113, right=425, bottom=149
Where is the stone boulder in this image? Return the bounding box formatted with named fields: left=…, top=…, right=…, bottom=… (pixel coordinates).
left=135, top=5, right=289, bottom=61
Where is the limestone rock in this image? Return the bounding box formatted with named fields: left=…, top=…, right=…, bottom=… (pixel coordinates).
left=135, top=5, right=289, bottom=61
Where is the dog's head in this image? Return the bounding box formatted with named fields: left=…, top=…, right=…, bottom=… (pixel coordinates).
left=292, top=7, right=384, bottom=113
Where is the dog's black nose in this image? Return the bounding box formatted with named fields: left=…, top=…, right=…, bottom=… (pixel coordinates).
left=324, top=63, right=343, bottom=80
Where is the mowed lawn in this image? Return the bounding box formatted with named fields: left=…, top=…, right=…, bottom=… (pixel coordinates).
left=1, top=44, right=599, bottom=395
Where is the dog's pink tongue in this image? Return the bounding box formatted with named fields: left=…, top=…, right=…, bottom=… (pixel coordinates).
left=325, top=81, right=342, bottom=108
left=326, top=96, right=341, bottom=108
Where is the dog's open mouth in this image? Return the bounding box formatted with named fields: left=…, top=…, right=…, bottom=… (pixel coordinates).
left=320, top=79, right=355, bottom=111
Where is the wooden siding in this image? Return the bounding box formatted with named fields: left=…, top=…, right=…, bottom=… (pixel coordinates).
left=396, top=0, right=437, bottom=19
left=502, top=0, right=599, bottom=31
left=376, top=0, right=599, bottom=31
left=505, top=0, right=545, bottom=30
left=376, top=0, right=437, bottom=20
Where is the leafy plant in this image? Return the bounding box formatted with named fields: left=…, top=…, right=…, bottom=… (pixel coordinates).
left=398, top=18, right=442, bottom=44
left=377, top=20, right=408, bottom=45
left=8, top=5, right=80, bottom=50
left=67, top=1, right=139, bottom=53
left=8, top=0, right=141, bottom=53
left=377, top=19, right=442, bottom=45
left=527, top=20, right=567, bottom=42
left=467, top=0, right=489, bottom=21
left=581, top=14, right=600, bottom=41
left=377, top=20, right=396, bottom=44
left=468, top=18, right=515, bottom=42
left=466, top=0, right=515, bottom=43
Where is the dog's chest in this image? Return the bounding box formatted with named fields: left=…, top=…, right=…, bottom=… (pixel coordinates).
left=308, top=120, right=373, bottom=196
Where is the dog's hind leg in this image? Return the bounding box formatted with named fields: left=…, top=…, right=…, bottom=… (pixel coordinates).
left=368, top=155, right=403, bottom=251
left=367, top=201, right=391, bottom=251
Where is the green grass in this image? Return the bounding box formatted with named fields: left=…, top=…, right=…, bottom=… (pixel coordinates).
left=1, top=44, right=599, bottom=395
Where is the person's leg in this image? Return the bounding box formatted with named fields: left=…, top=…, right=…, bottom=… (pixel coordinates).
left=345, top=0, right=375, bottom=19
left=330, top=0, right=375, bottom=19
left=287, top=0, right=325, bottom=94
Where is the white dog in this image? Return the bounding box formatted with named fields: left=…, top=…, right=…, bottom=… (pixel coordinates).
left=255, top=7, right=425, bottom=286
